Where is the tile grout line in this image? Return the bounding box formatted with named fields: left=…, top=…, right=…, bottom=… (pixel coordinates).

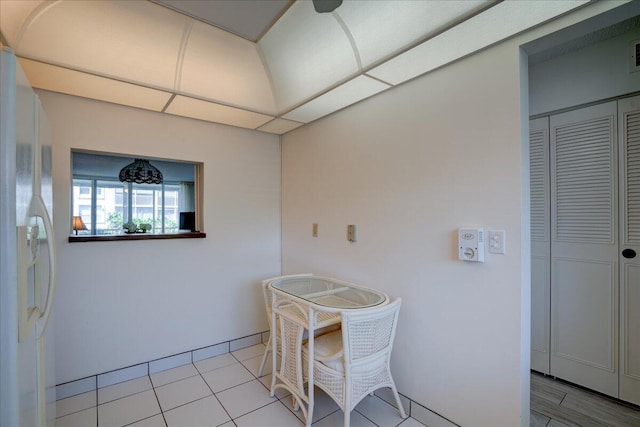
left=197, top=362, right=238, bottom=426
left=94, top=377, right=154, bottom=407
left=310, top=407, right=342, bottom=425
left=250, top=345, right=385, bottom=426
left=237, top=401, right=289, bottom=424
left=58, top=343, right=429, bottom=426
left=152, top=391, right=214, bottom=420
left=208, top=376, right=256, bottom=395
left=230, top=348, right=300, bottom=424
left=55, top=332, right=264, bottom=396
left=409, top=398, right=461, bottom=427
left=95, top=375, right=98, bottom=427
left=121, top=412, right=165, bottom=427
left=274, top=391, right=315, bottom=425
left=217, top=346, right=405, bottom=426
left=234, top=346, right=316, bottom=425
left=152, top=371, right=201, bottom=390
left=354, top=396, right=396, bottom=427
left=148, top=374, right=169, bottom=427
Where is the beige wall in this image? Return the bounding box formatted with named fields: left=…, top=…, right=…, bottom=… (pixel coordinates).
left=282, top=40, right=527, bottom=426
left=39, top=91, right=281, bottom=384
left=280, top=2, right=632, bottom=426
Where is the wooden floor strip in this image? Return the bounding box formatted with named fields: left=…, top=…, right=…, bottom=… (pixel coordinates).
left=547, top=420, right=571, bottom=427
left=531, top=393, right=605, bottom=427
left=530, top=409, right=551, bottom=427
left=531, top=380, right=567, bottom=405
left=561, top=393, right=640, bottom=427
left=530, top=373, right=640, bottom=427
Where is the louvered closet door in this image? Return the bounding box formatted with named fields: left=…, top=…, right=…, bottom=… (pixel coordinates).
left=550, top=101, right=619, bottom=397
left=530, top=117, right=551, bottom=374
left=619, top=95, right=640, bottom=405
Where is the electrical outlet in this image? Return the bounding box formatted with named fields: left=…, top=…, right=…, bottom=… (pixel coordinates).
left=488, top=230, right=505, bottom=254
left=312, top=223, right=318, bottom=237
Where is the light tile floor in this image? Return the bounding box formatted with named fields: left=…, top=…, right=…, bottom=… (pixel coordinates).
left=54, top=343, right=424, bottom=427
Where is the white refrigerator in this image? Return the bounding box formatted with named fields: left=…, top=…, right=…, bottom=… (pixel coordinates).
left=0, top=48, right=57, bottom=427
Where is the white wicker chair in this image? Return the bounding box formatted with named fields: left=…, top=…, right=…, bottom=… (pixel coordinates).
left=271, top=297, right=316, bottom=426
left=304, top=298, right=406, bottom=427
left=258, top=274, right=312, bottom=377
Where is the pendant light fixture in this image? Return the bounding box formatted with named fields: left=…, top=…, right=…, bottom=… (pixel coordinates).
left=118, top=158, right=163, bottom=184
left=312, top=0, right=342, bottom=13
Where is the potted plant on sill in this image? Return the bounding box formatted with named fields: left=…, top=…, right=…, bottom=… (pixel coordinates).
left=123, top=222, right=138, bottom=234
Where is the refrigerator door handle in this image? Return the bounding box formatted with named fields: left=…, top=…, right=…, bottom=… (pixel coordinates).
left=30, top=194, right=56, bottom=339
left=17, top=225, right=39, bottom=342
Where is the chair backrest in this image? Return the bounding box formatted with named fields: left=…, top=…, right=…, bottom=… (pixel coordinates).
left=261, top=274, right=313, bottom=328
left=261, top=279, right=274, bottom=328
left=273, top=297, right=310, bottom=397
left=341, top=298, right=402, bottom=365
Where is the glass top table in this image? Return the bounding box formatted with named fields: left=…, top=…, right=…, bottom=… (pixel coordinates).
left=266, top=274, right=391, bottom=415
left=268, top=275, right=388, bottom=310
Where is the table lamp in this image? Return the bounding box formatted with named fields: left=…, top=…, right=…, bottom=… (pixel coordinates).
left=72, top=216, right=87, bottom=235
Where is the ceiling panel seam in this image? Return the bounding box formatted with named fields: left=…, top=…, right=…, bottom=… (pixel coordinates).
left=161, top=94, right=177, bottom=113
left=150, top=0, right=245, bottom=42
left=274, top=65, right=386, bottom=119
left=174, top=18, right=194, bottom=93
left=378, top=0, right=505, bottom=75
left=364, top=73, right=394, bottom=87
left=13, top=0, right=61, bottom=51
left=256, top=0, right=295, bottom=43
left=331, top=11, right=362, bottom=71
left=7, top=0, right=506, bottom=124
left=17, top=55, right=175, bottom=95
left=3, top=0, right=608, bottom=135
left=16, top=55, right=280, bottom=118
left=160, top=89, right=276, bottom=117
left=268, top=1, right=504, bottom=119
left=354, top=0, right=504, bottom=75
left=255, top=43, right=279, bottom=116
left=255, top=118, right=275, bottom=130
left=256, top=117, right=283, bottom=130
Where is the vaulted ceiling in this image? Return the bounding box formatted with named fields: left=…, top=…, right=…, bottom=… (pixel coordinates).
left=0, top=0, right=590, bottom=135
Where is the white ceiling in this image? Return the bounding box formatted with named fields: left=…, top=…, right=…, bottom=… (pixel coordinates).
left=0, top=0, right=594, bottom=135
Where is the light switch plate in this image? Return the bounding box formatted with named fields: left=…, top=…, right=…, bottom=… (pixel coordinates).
left=347, top=224, right=356, bottom=242
left=488, top=230, right=505, bottom=254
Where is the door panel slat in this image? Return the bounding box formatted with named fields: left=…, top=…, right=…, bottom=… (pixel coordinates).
left=625, top=110, right=640, bottom=245
left=554, top=115, right=614, bottom=243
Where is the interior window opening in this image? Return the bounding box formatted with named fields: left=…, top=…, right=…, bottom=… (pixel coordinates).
left=70, top=151, right=200, bottom=237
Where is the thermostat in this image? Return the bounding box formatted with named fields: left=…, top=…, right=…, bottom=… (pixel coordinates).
left=458, top=227, right=485, bottom=262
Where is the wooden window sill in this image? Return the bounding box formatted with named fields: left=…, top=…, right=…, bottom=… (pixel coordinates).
left=68, top=232, right=206, bottom=243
